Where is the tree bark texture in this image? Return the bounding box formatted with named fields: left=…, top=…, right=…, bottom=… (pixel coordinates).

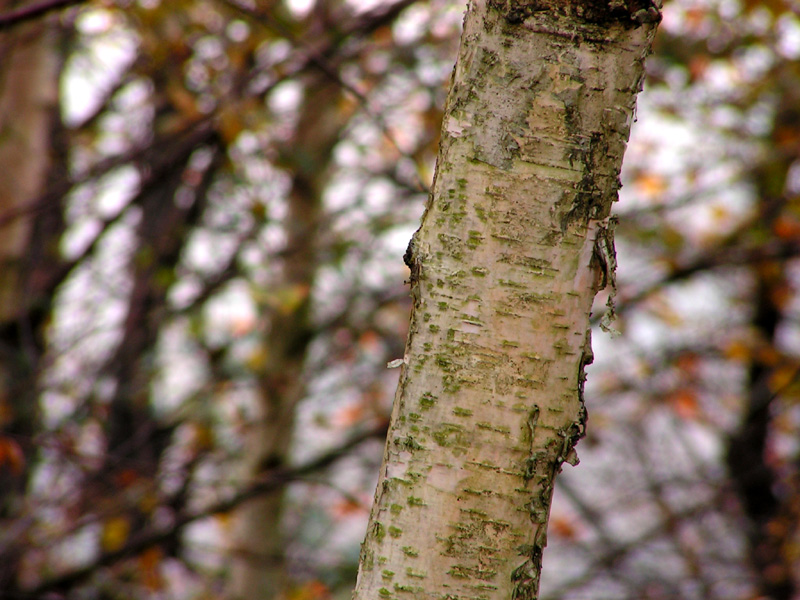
left=353, top=2, right=658, bottom=600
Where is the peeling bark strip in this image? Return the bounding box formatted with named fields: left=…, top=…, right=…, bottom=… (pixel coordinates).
left=354, top=3, right=657, bottom=600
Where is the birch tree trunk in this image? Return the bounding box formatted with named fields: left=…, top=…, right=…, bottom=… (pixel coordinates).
left=353, top=2, right=659, bottom=600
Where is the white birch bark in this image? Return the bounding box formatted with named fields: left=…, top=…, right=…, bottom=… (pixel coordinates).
left=353, top=2, right=659, bottom=600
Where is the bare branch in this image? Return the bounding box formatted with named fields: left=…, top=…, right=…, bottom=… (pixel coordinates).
left=27, top=422, right=388, bottom=595
left=0, top=0, right=87, bottom=31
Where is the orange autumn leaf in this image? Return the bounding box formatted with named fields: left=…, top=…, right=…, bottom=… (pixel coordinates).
left=776, top=124, right=800, bottom=150
left=218, top=105, right=245, bottom=144
left=290, top=580, right=331, bottom=600
left=166, top=82, right=201, bottom=121
left=773, top=215, right=800, bottom=239
left=669, top=389, right=700, bottom=420
left=688, top=55, right=710, bottom=81
left=774, top=412, right=796, bottom=434
left=0, top=437, right=25, bottom=475
left=332, top=497, right=366, bottom=517
left=769, top=283, right=793, bottom=311
left=756, top=345, right=782, bottom=367
left=675, top=352, right=700, bottom=376
left=358, top=330, right=383, bottom=354
left=634, top=172, right=667, bottom=198
left=684, top=7, right=707, bottom=30
left=139, top=547, right=165, bottom=591
left=723, top=339, right=752, bottom=362
left=551, top=516, right=579, bottom=540
left=333, top=402, right=366, bottom=427
left=768, top=366, right=799, bottom=394
left=230, top=315, right=256, bottom=337
left=114, top=468, right=140, bottom=488
left=214, top=511, right=233, bottom=530
left=372, top=25, right=393, bottom=45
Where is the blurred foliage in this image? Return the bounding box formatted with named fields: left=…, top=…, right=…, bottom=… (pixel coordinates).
left=1, top=0, right=800, bottom=599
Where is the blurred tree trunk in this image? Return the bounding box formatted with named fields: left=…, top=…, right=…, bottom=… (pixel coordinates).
left=0, top=11, right=66, bottom=590
left=353, top=3, right=658, bottom=600
left=725, top=73, right=800, bottom=600
left=225, top=7, right=352, bottom=598
left=96, top=123, right=222, bottom=554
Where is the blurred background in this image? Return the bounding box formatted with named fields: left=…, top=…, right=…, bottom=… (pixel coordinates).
left=1, top=0, right=799, bottom=598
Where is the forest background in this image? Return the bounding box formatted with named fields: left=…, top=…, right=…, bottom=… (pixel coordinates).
left=1, top=0, right=799, bottom=599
